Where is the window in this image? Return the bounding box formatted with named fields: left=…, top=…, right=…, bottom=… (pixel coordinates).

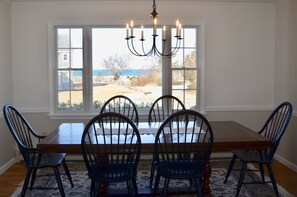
left=51, top=25, right=204, bottom=117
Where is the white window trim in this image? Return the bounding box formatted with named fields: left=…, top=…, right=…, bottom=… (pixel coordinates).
left=48, top=21, right=206, bottom=119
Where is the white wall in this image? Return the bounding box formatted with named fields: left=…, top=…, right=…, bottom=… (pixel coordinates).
left=274, top=0, right=297, bottom=169
left=10, top=1, right=275, bottom=111
left=0, top=0, right=16, bottom=171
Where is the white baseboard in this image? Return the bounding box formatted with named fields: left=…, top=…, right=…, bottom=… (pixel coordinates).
left=274, top=154, right=297, bottom=173
left=0, top=158, right=16, bottom=175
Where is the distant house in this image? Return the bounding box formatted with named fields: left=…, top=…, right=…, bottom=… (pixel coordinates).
left=57, top=45, right=74, bottom=91
left=58, top=71, right=73, bottom=91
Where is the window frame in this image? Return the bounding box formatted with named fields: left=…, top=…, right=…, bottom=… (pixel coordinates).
left=48, top=22, right=205, bottom=119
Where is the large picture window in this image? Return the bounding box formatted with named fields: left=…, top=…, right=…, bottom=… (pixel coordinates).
left=53, top=25, right=201, bottom=116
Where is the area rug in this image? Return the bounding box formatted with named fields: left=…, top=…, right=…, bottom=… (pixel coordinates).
left=11, top=160, right=292, bottom=197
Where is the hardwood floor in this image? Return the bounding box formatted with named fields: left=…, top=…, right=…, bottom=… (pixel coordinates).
left=0, top=160, right=296, bottom=196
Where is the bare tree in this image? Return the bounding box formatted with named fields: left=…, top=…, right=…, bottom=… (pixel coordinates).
left=102, top=54, right=131, bottom=82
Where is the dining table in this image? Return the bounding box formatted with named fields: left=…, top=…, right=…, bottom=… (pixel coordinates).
left=37, top=121, right=272, bottom=195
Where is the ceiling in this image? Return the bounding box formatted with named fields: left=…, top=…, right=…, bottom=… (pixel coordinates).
left=9, top=0, right=279, bottom=3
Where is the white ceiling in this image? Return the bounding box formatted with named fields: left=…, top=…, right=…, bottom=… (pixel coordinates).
left=9, top=0, right=279, bottom=3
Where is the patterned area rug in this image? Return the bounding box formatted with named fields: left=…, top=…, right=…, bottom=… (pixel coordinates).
left=12, top=160, right=292, bottom=197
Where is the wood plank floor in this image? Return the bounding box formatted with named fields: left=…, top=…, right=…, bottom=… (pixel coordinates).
left=0, top=160, right=296, bottom=197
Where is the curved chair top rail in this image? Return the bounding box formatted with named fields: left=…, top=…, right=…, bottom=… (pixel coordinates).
left=148, top=95, right=186, bottom=125
left=100, top=95, right=139, bottom=124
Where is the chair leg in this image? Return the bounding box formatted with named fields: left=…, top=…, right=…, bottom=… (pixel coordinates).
left=193, top=177, right=203, bottom=197
left=149, top=159, right=156, bottom=188
left=21, top=169, right=32, bottom=197
left=235, top=162, right=247, bottom=197
left=267, top=163, right=280, bottom=197
left=93, top=181, right=100, bottom=197
left=53, top=167, right=65, bottom=197
left=224, top=154, right=237, bottom=183
left=30, top=169, right=37, bottom=190
left=127, top=178, right=138, bottom=197
left=62, top=159, right=74, bottom=187
left=132, top=178, right=138, bottom=197
left=153, top=172, right=160, bottom=194
left=90, top=180, right=95, bottom=197
left=161, top=178, right=170, bottom=197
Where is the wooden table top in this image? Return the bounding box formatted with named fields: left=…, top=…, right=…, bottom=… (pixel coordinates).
left=37, top=121, right=271, bottom=154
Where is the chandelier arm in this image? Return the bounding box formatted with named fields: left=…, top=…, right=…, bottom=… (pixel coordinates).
left=129, top=38, right=147, bottom=57
left=127, top=39, right=142, bottom=56
left=153, top=37, right=182, bottom=57
left=169, top=37, right=182, bottom=55
left=142, top=41, right=155, bottom=57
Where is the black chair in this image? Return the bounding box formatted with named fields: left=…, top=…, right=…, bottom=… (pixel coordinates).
left=100, top=95, right=139, bottom=125
left=148, top=95, right=186, bottom=125
left=148, top=95, right=186, bottom=187
left=3, top=104, right=74, bottom=197
left=81, top=112, right=141, bottom=197
left=224, top=102, right=293, bottom=197
left=153, top=109, right=214, bottom=196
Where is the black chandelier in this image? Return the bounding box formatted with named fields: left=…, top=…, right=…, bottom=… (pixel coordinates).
left=125, top=0, right=182, bottom=57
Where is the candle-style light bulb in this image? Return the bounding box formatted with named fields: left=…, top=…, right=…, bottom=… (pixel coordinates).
left=126, top=23, right=129, bottom=38
left=178, top=23, right=182, bottom=37
left=176, top=20, right=179, bottom=36
left=162, top=26, right=166, bottom=40
left=141, top=25, right=144, bottom=40
left=153, top=18, right=157, bottom=35
left=130, top=20, right=134, bottom=37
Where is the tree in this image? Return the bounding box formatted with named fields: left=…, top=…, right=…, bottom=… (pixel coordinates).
left=102, top=54, right=131, bottom=82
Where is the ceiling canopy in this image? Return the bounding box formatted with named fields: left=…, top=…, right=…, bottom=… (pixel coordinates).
left=9, top=0, right=278, bottom=3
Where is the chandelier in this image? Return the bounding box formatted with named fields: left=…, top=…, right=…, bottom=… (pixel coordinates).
left=125, top=0, right=182, bottom=57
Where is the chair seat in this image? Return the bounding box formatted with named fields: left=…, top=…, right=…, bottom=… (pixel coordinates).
left=89, top=162, right=136, bottom=182
left=233, top=149, right=272, bottom=164
left=158, top=160, right=203, bottom=179
left=28, top=153, right=67, bottom=169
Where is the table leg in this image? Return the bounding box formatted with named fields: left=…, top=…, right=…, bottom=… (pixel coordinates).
left=203, top=161, right=212, bottom=195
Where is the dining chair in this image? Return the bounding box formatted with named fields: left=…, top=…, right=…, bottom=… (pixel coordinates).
left=148, top=94, right=186, bottom=188
left=148, top=95, right=186, bottom=125
left=153, top=109, right=214, bottom=196
left=100, top=95, right=139, bottom=125
left=3, top=104, right=74, bottom=197
left=81, top=112, right=142, bottom=197
left=224, top=101, right=293, bottom=197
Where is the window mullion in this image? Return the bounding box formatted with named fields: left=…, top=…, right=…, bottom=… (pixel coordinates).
left=83, top=26, right=92, bottom=113
left=162, top=27, right=172, bottom=96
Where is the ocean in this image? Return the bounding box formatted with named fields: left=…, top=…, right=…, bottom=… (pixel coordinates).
left=93, top=69, right=149, bottom=76
left=73, top=69, right=150, bottom=77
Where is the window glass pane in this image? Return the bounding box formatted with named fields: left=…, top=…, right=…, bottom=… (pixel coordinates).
left=72, top=70, right=83, bottom=90
left=70, top=90, right=83, bottom=111
left=185, top=90, right=196, bottom=109
left=58, top=71, right=70, bottom=91
left=184, top=49, right=196, bottom=68
left=58, top=91, right=71, bottom=110
left=172, top=70, right=185, bottom=89
left=185, top=70, right=196, bottom=89
left=92, top=28, right=161, bottom=110
left=58, top=90, right=83, bottom=111
left=186, top=90, right=197, bottom=109
left=184, top=28, right=196, bottom=47
left=71, top=49, right=83, bottom=68
left=58, top=49, right=70, bottom=68
left=57, top=29, right=69, bottom=48
left=172, top=50, right=183, bottom=68
left=57, top=70, right=83, bottom=111
left=71, top=28, right=83, bottom=48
